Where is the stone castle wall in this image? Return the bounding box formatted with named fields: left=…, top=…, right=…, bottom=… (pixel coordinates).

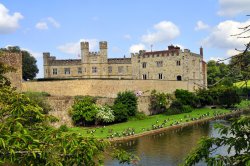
left=22, top=79, right=197, bottom=98
left=0, top=52, right=22, bottom=90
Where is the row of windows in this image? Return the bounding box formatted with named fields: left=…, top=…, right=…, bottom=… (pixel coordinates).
left=140, top=52, right=179, bottom=58
left=52, top=66, right=127, bottom=75
left=142, top=74, right=182, bottom=81
left=142, top=60, right=181, bottom=68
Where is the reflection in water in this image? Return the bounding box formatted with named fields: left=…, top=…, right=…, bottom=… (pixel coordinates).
left=105, top=120, right=227, bottom=166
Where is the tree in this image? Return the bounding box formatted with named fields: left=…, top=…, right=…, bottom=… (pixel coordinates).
left=183, top=116, right=250, bottom=166
left=149, top=90, right=172, bottom=115
left=0, top=46, right=39, bottom=80
left=114, top=91, right=138, bottom=117
left=22, top=50, right=39, bottom=80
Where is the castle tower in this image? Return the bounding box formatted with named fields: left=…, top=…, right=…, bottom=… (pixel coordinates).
left=80, top=42, right=89, bottom=63
left=99, top=41, right=108, bottom=63
left=43, top=52, right=50, bottom=66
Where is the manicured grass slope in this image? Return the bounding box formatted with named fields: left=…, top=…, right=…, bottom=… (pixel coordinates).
left=69, top=108, right=230, bottom=139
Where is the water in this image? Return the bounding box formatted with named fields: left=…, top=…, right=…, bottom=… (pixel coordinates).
left=104, top=119, right=231, bottom=166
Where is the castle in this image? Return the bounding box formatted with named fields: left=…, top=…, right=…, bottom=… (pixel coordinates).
left=43, top=41, right=207, bottom=88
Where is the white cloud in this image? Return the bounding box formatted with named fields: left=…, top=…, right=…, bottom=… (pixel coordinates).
left=22, top=48, right=42, bottom=58
left=123, top=34, right=132, bottom=40
left=129, top=43, right=146, bottom=53
left=57, top=39, right=98, bottom=55
left=47, top=17, right=60, bottom=28
left=35, top=22, right=48, bottom=30
left=209, top=56, right=223, bottom=61
left=0, top=3, right=23, bottom=34
left=218, top=0, right=250, bottom=16
left=226, top=49, right=241, bottom=56
left=35, top=17, right=60, bottom=30
left=202, top=19, right=250, bottom=50
left=195, top=21, right=209, bottom=31
left=141, top=21, right=180, bottom=44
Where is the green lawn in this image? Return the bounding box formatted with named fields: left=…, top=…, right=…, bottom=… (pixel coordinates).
left=68, top=108, right=231, bottom=139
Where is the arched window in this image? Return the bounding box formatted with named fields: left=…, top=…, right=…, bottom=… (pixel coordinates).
left=177, top=75, right=182, bottom=81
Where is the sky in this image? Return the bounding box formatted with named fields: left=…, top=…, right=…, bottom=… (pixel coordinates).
left=1, top=0, right=250, bottom=78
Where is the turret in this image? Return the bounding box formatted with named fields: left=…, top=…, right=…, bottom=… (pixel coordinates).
left=43, top=52, right=50, bottom=66
left=80, top=42, right=89, bottom=63
left=99, top=41, right=107, bottom=63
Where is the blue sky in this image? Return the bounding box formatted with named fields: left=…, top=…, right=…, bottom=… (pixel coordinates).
left=1, top=0, right=250, bottom=78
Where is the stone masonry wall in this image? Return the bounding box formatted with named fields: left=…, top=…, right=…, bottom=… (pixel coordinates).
left=0, top=52, right=22, bottom=90
left=22, top=79, right=196, bottom=98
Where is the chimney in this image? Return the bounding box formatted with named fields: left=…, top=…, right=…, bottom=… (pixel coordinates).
left=200, top=46, right=203, bottom=59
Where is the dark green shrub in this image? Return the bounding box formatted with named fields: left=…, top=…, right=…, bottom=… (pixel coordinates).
left=114, top=91, right=138, bottom=116
left=23, top=91, right=51, bottom=114
left=167, top=100, right=193, bottom=115
left=112, top=103, right=129, bottom=122
left=70, top=96, right=98, bottom=126
left=129, top=111, right=148, bottom=121
left=149, top=90, right=172, bottom=115
left=218, top=87, right=240, bottom=107
left=196, top=89, right=213, bottom=106
left=175, top=89, right=199, bottom=107
left=58, top=124, right=69, bottom=132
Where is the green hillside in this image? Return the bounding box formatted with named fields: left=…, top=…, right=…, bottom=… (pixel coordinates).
left=234, top=80, right=250, bottom=88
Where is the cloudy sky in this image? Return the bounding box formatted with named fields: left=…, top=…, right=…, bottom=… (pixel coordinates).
left=1, top=0, right=250, bottom=78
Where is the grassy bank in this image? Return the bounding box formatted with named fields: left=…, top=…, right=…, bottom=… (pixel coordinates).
left=69, top=108, right=231, bottom=139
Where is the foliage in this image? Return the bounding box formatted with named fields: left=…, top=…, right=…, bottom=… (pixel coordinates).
left=149, top=90, right=172, bottom=115
left=184, top=116, right=250, bottom=166
left=196, top=88, right=214, bottom=106
left=23, top=91, right=51, bottom=114
left=218, top=87, right=240, bottom=107
left=70, top=96, right=99, bottom=126
left=207, top=60, right=234, bottom=87
left=167, top=100, right=193, bottom=115
left=1, top=46, right=39, bottom=80
left=96, top=105, right=115, bottom=124
left=175, top=89, right=199, bottom=107
left=128, top=111, right=148, bottom=121
left=114, top=91, right=138, bottom=117
left=112, top=102, right=129, bottom=122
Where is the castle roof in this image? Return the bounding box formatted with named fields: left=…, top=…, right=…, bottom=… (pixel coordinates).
left=108, top=58, right=131, bottom=64
left=49, top=59, right=81, bottom=66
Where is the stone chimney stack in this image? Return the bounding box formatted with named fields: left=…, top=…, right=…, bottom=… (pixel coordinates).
left=200, top=46, right=203, bottom=59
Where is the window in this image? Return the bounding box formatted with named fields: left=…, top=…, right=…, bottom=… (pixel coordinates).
left=118, top=66, right=124, bottom=74
left=156, top=61, right=163, bottom=67
left=92, top=67, right=97, bottom=73
left=177, top=75, right=182, bottom=81
left=142, top=74, right=147, bottom=80
left=108, top=66, right=112, bottom=73
left=78, top=67, right=82, bottom=74
left=64, top=68, right=70, bottom=75
left=142, top=62, right=147, bottom=68
left=158, top=73, right=163, bottom=80
left=176, top=60, right=181, bottom=66
left=52, top=68, right=57, bottom=75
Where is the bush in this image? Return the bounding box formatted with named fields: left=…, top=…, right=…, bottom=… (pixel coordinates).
left=175, top=89, right=199, bottom=107
left=196, top=89, right=213, bottom=107
left=58, top=124, right=69, bottom=132
left=129, top=111, right=148, bottom=121
left=167, top=100, right=193, bottom=115
left=112, top=103, right=129, bottom=122
left=114, top=91, right=138, bottom=117
left=149, top=90, right=172, bottom=115
left=96, top=105, right=115, bottom=124
left=23, top=91, right=51, bottom=114
left=218, top=87, right=240, bottom=107
left=70, top=96, right=98, bottom=126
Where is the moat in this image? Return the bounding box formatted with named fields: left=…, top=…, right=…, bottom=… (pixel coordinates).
left=104, top=119, right=234, bottom=166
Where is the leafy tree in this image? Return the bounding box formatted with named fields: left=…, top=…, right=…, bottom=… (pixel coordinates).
left=168, top=100, right=193, bottom=115
left=218, top=87, right=240, bottom=108
left=184, top=116, right=250, bottom=166
left=70, top=96, right=99, bottom=126
left=22, top=50, right=39, bottom=80
left=149, top=90, right=172, bottom=115
left=0, top=46, right=39, bottom=80
left=175, top=89, right=199, bottom=107
left=114, top=91, right=138, bottom=117
left=112, top=102, right=129, bottom=122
